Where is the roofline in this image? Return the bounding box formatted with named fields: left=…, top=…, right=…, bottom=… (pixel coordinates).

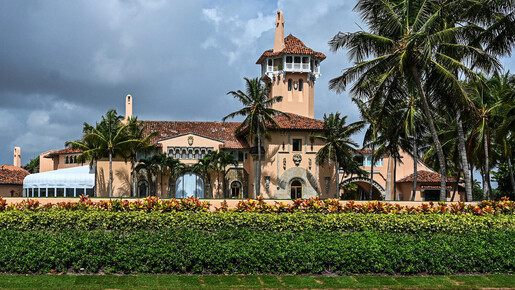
left=156, top=132, right=226, bottom=144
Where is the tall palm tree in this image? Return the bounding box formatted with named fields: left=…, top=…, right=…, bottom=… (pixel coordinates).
left=164, top=155, right=184, bottom=198
left=125, top=117, right=157, bottom=197
left=192, top=152, right=217, bottom=198
left=67, top=110, right=129, bottom=197
left=311, top=113, right=365, bottom=199
left=223, top=77, right=288, bottom=198
left=329, top=0, right=500, bottom=201
left=215, top=151, right=238, bottom=199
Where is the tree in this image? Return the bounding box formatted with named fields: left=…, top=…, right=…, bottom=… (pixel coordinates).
left=329, top=0, right=500, bottom=200
left=223, top=77, right=288, bottom=198
left=23, top=156, right=40, bottom=174
left=124, top=117, right=157, bottom=197
left=67, top=110, right=130, bottom=197
left=311, top=113, right=365, bottom=199
left=215, top=151, right=238, bottom=198
left=192, top=152, right=217, bottom=198
left=165, top=156, right=184, bottom=198
left=135, top=156, right=159, bottom=196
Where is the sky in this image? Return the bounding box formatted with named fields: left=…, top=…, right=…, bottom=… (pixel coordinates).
left=0, top=0, right=513, bottom=167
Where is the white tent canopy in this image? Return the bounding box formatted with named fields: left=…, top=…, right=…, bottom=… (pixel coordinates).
left=23, top=165, right=95, bottom=197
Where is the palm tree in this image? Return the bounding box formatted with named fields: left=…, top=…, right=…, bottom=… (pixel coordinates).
left=223, top=77, right=288, bottom=198
left=67, top=110, right=129, bottom=197
left=329, top=0, right=500, bottom=201
left=135, top=156, right=159, bottom=196
left=125, top=117, right=157, bottom=197
left=311, top=113, right=365, bottom=199
left=215, top=151, right=238, bottom=198
left=192, top=153, right=217, bottom=198
left=165, top=156, right=184, bottom=198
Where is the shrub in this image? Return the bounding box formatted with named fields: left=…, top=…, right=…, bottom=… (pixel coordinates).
left=0, top=211, right=513, bottom=234
left=0, top=229, right=513, bottom=274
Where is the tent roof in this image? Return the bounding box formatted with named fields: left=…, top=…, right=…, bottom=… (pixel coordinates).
left=23, top=165, right=94, bottom=188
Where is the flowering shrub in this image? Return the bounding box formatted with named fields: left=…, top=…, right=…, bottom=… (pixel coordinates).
left=0, top=195, right=513, bottom=215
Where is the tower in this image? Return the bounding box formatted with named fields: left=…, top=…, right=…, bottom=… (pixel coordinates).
left=256, top=11, right=325, bottom=118
left=13, top=147, right=21, bottom=168
left=125, top=94, right=133, bottom=120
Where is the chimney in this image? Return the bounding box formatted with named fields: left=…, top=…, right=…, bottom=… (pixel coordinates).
left=125, top=94, right=133, bottom=120
left=273, top=11, right=285, bottom=53
left=13, top=147, right=21, bottom=168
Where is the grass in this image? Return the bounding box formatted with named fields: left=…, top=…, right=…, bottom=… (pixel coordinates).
left=0, top=274, right=513, bottom=289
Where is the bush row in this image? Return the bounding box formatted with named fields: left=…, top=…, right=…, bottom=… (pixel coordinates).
left=2, top=196, right=514, bottom=215
left=0, top=229, right=513, bottom=274
left=1, top=210, right=514, bottom=234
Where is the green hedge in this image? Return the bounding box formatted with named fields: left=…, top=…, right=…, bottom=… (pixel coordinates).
left=1, top=211, right=514, bottom=233
left=1, top=229, right=513, bottom=274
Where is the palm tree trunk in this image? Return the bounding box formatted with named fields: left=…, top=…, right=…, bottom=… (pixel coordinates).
left=456, top=112, right=472, bottom=201
left=385, top=155, right=393, bottom=200
left=256, top=118, right=262, bottom=199
left=131, top=157, right=136, bottom=197
left=481, top=167, right=488, bottom=200
left=335, top=155, right=340, bottom=199
left=412, top=67, right=447, bottom=201
left=483, top=132, right=493, bottom=199
left=508, top=158, right=515, bottom=195
left=412, top=137, right=418, bottom=201
left=217, top=169, right=221, bottom=198
left=109, top=151, right=113, bottom=198
left=369, top=145, right=375, bottom=200
left=393, top=155, right=397, bottom=201
left=451, top=167, right=460, bottom=202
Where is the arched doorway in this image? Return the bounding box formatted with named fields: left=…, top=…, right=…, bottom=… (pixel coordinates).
left=230, top=181, right=242, bottom=199
left=137, top=180, right=149, bottom=198
left=175, top=172, right=204, bottom=198
left=290, top=180, right=302, bottom=199
left=340, top=177, right=385, bottom=200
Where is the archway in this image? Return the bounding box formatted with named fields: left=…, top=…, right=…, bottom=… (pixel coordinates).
left=137, top=180, right=149, bottom=198
left=230, top=181, right=242, bottom=199
left=290, top=179, right=303, bottom=199
left=340, top=177, right=385, bottom=200
left=175, top=172, right=204, bottom=198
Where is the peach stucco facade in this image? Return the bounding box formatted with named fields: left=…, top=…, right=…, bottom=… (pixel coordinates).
left=30, top=11, right=463, bottom=201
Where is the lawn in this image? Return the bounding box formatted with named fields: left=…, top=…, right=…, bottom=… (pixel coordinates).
left=0, top=274, right=514, bottom=289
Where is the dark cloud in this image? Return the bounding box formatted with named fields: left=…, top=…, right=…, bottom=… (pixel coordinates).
left=1, top=0, right=512, bottom=166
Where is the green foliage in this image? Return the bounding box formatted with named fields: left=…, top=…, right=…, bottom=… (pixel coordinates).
left=0, top=229, right=513, bottom=274
left=22, top=156, right=40, bottom=173
left=1, top=210, right=514, bottom=234
left=493, top=160, right=515, bottom=199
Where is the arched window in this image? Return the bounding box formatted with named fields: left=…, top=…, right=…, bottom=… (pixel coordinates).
left=73, top=156, right=77, bottom=163
left=231, top=181, right=242, bottom=199
left=288, top=79, right=292, bottom=91
left=291, top=180, right=302, bottom=199
left=194, top=150, right=199, bottom=160
left=65, top=156, right=69, bottom=164
left=175, top=150, right=180, bottom=159
left=182, top=150, right=187, bottom=159
left=188, top=149, right=193, bottom=159
left=298, top=79, right=303, bottom=91
left=201, top=150, right=206, bottom=159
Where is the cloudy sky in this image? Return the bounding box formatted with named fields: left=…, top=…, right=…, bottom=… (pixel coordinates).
left=0, top=0, right=513, bottom=166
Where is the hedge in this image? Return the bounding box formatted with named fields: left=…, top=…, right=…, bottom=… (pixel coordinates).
left=0, top=229, right=513, bottom=274
left=1, top=211, right=514, bottom=234
left=2, top=196, right=514, bottom=215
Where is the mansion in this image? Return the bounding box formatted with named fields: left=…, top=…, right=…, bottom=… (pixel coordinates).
left=21, top=11, right=465, bottom=201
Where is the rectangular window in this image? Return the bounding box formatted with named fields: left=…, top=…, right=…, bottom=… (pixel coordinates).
left=288, top=79, right=292, bottom=91
left=292, top=139, right=302, bottom=151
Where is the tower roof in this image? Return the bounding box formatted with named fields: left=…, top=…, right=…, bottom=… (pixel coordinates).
left=256, top=34, right=326, bottom=64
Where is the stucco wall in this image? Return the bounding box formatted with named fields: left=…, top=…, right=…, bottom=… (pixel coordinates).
left=0, top=184, right=23, bottom=197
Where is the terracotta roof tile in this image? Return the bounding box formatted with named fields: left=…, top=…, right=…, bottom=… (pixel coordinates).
left=397, top=170, right=457, bottom=183
left=0, top=165, right=30, bottom=185
left=257, top=34, right=326, bottom=64
left=44, top=148, right=82, bottom=158
left=141, top=120, right=250, bottom=149
left=141, top=114, right=324, bottom=150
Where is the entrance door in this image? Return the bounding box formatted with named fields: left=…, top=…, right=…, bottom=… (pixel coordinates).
left=231, top=181, right=241, bottom=199
left=290, top=180, right=302, bottom=199
left=176, top=172, right=204, bottom=198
